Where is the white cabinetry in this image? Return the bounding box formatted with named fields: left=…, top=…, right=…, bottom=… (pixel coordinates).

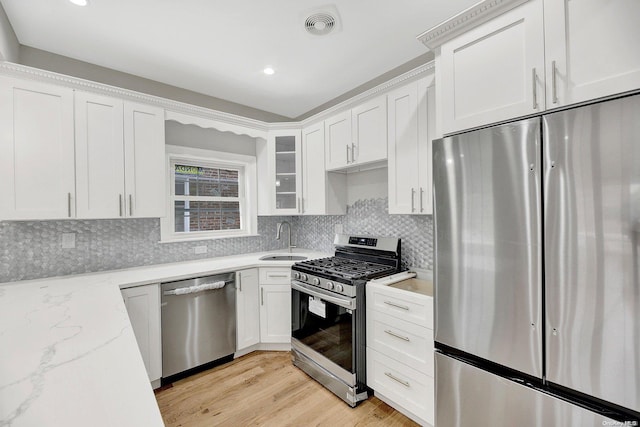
left=325, top=95, right=387, bottom=171
left=75, top=93, right=165, bottom=219
left=301, top=122, right=346, bottom=215
left=0, top=76, right=75, bottom=220
left=438, top=0, right=545, bottom=134
left=543, top=0, right=640, bottom=108
left=387, top=76, right=435, bottom=215
left=257, top=129, right=302, bottom=215
left=434, top=0, right=640, bottom=134
left=367, top=282, right=434, bottom=426
left=259, top=268, right=291, bottom=343
left=236, top=268, right=260, bottom=351
left=121, top=283, right=162, bottom=386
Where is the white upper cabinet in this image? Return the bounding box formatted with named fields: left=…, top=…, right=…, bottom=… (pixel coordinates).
left=438, top=0, right=545, bottom=134
left=325, top=95, right=388, bottom=171
left=543, top=0, right=640, bottom=108
left=430, top=0, right=640, bottom=134
left=324, top=110, right=351, bottom=170
left=123, top=102, right=166, bottom=218
left=351, top=95, right=387, bottom=165
left=258, top=129, right=302, bottom=215
left=302, top=122, right=346, bottom=215
left=75, top=92, right=126, bottom=218
left=0, top=76, right=75, bottom=220
left=387, top=75, right=435, bottom=215
left=75, top=93, right=165, bottom=219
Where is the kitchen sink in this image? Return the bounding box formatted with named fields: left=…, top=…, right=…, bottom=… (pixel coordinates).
left=259, top=254, right=308, bottom=261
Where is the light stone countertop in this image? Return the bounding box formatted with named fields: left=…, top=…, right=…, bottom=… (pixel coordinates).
left=0, top=248, right=329, bottom=427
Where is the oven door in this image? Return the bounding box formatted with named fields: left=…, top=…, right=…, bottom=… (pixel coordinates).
left=291, top=280, right=356, bottom=376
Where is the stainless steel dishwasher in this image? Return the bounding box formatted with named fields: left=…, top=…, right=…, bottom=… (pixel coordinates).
left=161, top=272, right=236, bottom=379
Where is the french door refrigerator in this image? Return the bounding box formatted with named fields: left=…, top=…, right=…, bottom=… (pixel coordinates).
left=433, top=93, right=640, bottom=426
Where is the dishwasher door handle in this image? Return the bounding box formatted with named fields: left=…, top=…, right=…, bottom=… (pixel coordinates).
left=163, top=280, right=230, bottom=296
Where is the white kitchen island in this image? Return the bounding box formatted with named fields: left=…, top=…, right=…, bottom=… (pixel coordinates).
left=0, top=249, right=327, bottom=427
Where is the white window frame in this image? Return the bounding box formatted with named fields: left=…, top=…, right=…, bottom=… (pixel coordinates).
left=161, top=145, right=258, bottom=242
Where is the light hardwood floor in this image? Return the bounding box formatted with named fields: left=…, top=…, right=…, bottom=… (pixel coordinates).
left=155, top=351, right=419, bottom=427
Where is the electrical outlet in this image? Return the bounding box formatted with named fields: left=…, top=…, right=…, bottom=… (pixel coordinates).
left=194, top=245, right=207, bottom=254
left=61, top=233, right=76, bottom=249
left=334, top=224, right=343, bottom=234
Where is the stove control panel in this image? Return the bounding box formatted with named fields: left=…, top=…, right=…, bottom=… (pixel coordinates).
left=290, top=271, right=356, bottom=298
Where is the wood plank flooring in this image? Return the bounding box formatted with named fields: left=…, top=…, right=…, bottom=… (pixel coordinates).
left=155, top=351, right=419, bottom=427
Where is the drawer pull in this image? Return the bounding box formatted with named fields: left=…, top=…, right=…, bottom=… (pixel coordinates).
left=384, top=372, right=410, bottom=388
left=384, top=329, right=410, bottom=342
left=384, top=300, right=409, bottom=311
left=268, top=273, right=290, bottom=278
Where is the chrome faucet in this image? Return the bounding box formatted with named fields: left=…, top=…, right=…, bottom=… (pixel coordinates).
left=276, top=221, right=296, bottom=253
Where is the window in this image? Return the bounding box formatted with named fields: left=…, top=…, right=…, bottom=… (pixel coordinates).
left=161, top=146, right=257, bottom=242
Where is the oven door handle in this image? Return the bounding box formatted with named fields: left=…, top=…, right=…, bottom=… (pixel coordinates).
left=292, top=281, right=356, bottom=310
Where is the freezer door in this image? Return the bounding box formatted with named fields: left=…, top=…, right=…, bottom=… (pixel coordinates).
left=544, top=94, right=640, bottom=413
left=435, top=352, right=618, bottom=427
left=433, top=118, right=542, bottom=377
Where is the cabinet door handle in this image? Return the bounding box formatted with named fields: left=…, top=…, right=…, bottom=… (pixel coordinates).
left=552, top=60, right=558, bottom=104
left=261, top=287, right=264, bottom=305
left=346, top=145, right=351, bottom=163
left=384, top=372, right=410, bottom=388
left=384, top=300, right=410, bottom=311
left=67, top=193, right=72, bottom=218
left=351, top=143, right=356, bottom=162
left=129, top=194, right=133, bottom=216
left=532, top=68, right=538, bottom=110
left=384, top=329, right=410, bottom=342
left=411, top=188, right=416, bottom=213
left=238, top=273, right=242, bottom=292
left=119, top=194, right=123, bottom=217
left=420, top=187, right=424, bottom=213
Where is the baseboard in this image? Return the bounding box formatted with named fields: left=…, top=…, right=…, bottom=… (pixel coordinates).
left=373, top=390, right=431, bottom=427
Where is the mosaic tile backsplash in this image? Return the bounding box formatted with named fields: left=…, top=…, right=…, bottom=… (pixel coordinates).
left=0, top=197, right=433, bottom=283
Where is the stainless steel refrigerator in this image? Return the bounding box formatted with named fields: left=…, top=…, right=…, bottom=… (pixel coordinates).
left=433, top=93, right=640, bottom=425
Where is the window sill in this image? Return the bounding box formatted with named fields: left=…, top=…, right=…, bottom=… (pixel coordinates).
left=159, top=232, right=261, bottom=244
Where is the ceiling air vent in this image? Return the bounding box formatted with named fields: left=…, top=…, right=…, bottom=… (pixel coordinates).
left=305, top=12, right=337, bottom=36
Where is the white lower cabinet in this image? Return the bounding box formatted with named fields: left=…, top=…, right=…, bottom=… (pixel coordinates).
left=367, top=282, right=434, bottom=426
left=236, top=268, right=260, bottom=351
left=259, top=268, right=291, bottom=344
left=121, top=283, right=162, bottom=386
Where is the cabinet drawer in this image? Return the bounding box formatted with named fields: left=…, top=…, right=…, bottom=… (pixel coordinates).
left=367, top=349, right=434, bottom=425
left=259, top=268, right=292, bottom=285
left=367, top=309, right=433, bottom=376
left=367, top=284, right=432, bottom=328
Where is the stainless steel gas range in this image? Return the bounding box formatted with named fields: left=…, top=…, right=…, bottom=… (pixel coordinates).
left=290, top=234, right=401, bottom=407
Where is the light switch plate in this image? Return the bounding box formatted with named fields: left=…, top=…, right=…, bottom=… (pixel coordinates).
left=194, top=246, right=207, bottom=254
left=334, top=224, right=343, bottom=234
left=61, top=233, right=76, bottom=249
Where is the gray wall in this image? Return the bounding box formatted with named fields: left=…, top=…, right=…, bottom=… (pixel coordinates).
left=18, top=45, right=290, bottom=123
left=165, top=121, right=257, bottom=156
left=0, top=3, right=18, bottom=62
left=0, top=197, right=433, bottom=283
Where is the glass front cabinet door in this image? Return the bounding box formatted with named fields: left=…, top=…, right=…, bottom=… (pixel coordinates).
left=269, top=130, right=302, bottom=215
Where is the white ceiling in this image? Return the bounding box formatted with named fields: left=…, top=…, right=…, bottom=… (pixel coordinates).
left=1, top=0, right=478, bottom=119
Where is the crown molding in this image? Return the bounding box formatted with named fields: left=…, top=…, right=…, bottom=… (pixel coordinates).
left=417, top=0, right=529, bottom=50
left=0, top=61, right=270, bottom=137
left=300, top=60, right=435, bottom=127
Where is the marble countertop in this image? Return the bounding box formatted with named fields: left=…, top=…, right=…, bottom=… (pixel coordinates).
left=0, top=248, right=328, bottom=427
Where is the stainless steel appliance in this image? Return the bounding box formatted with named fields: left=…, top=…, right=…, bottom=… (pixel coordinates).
left=433, top=93, right=640, bottom=425
left=291, top=234, right=401, bottom=407
left=161, top=272, right=236, bottom=380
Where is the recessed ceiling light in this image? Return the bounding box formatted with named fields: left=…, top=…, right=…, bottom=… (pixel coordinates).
left=263, top=67, right=275, bottom=76
left=69, top=0, right=88, bottom=6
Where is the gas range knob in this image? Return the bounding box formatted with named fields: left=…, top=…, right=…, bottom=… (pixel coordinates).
left=300, top=274, right=308, bottom=281
left=334, top=284, right=344, bottom=293
left=293, top=272, right=300, bottom=280
left=326, top=281, right=334, bottom=290
left=312, top=278, right=320, bottom=286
